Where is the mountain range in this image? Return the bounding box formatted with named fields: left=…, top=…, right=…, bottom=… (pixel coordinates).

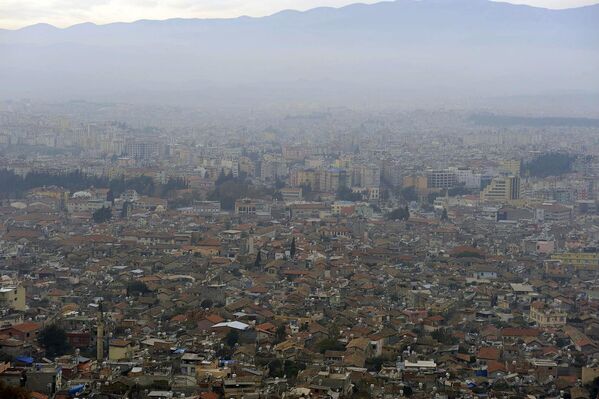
left=1, top=0, right=598, bottom=109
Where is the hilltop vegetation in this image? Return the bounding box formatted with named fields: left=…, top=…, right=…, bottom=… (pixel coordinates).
left=524, top=153, right=576, bottom=178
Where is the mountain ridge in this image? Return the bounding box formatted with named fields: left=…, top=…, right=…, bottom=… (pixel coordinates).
left=5, top=0, right=599, bottom=32
left=1, top=0, right=598, bottom=108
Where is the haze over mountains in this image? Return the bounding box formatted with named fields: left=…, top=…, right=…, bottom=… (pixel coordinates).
left=1, top=0, right=598, bottom=111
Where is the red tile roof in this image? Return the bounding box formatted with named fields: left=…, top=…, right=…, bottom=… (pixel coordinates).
left=11, top=322, right=41, bottom=333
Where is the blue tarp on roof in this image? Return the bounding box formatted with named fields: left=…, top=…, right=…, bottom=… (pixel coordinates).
left=68, top=384, right=85, bottom=395
left=15, top=356, right=33, bottom=364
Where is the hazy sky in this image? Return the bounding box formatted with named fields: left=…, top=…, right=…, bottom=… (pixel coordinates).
left=1, top=0, right=598, bottom=29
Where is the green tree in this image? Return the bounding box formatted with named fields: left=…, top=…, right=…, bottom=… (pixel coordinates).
left=283, top=360, right=306, bottom=379
left=290, top=237, right=296, bottom=259
left=275, top=178, right=286, bottom=189
left=274, top=325, right=287, bottom=344
left=267, top=359, right=284, bottom=377
left=106, top=189, right=115, bottom=203
left=441, top=208, right=448, bottom=221
left=38, top=324, right=70, bottom=358
left=587, top=376, right=599, bottom=399
left=161, top=176, right=189, bottom=197
left=92, top=206, right=112, bottom=223
left=454, top=250, right=484, bottom=259
left=431, top=328, right=458, bottom=344
left=267, top=359, right=305, bottom=379
left=207, top=178, right=249, bottom=210
left=525, top=152, right=576, bottom=178
left=254, top=251, right=262, bottom=268
left=225, top=329, right=239, bottom=348
left=448, top=184, right=471, bottom=196
left=126, top=281, right=150, bottom=296
left=336, top=186, right=362, bottom=202
left=427, top=192, right=441, bottom=204
left=400, top=186, right=418, bottom=202
left=316, top=338, right=345, bottom=353
left=365, top=357, right=388, bottom=372
left=387, top=206, right=409, bottom=221
left=216, top=170, right=234, bottom=185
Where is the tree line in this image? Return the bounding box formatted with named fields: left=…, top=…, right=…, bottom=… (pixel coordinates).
left=0, top=169, right=188, bottom=199
left=524, top=152, right=576, bottom=178
left=208, top=170, right=277, bottom=210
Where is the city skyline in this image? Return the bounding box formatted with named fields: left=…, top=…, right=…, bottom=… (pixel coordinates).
left=2, top=0, right=599, bottom=29
left=1, top=0, right=599, bottom=395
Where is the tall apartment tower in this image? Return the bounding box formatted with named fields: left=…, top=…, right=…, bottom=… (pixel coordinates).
left=501, top=159, right=522, bottom=176
left=481, top=175, right=520, bottom=203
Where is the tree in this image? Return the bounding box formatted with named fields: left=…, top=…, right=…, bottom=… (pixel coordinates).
left=524, top=152, right=576, bottom=178
left=448, top=184, right=471, bottom=197
left=454, top=250, right=484, bottom=259
left=290, top=237, right=296, bottom=259
left=106, top=189, right=115, bottom=204
left=207, top=178, right=250, bottom=210
left=387, top=206, right=409, bottom=221
left=441, top=208, right=448, bottom=221
left=336, top=186, right=362, bottom=202
left=365, top=357, right=388, bottom=372
left=0, top=169, right=182, bottom=200
left=225, top=329, right=239, bottom=348
left=126, top=281, right=150, bottom=296
left=275, top=178, right=286, bottom=189
left=431, top=328, right=458, bottom=344
left=93, top=206, right=112, bottom=223
left=316, top=338, right=345, bottom=353
left=38, top=324, right=70, bottom=358
left=273, top=191, right=283, bottom=201
left=0, top=381, right=29, bottom=399
left=267, top=359, right=305, bottom=379
left=427, top=192, right=441, bottom=204
left=283, top=360, right=306, bottom=379
left=400, top=186, right=418, bottom=202
left=254, top=251, right=262, bottom=268
left=587, top=376, right=599, bottom=399
left=267, top=359, right=284, bottom=378
left=274, top=325, right=287, bottom=344
left=160, top=176, right=189, bottom=197
left=215, top=170, right=234, bottom=185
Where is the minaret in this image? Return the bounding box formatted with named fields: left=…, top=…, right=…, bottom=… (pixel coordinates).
left=97, top=302, right=104, bottom=362
left=248, top=235, right=255, bottom=255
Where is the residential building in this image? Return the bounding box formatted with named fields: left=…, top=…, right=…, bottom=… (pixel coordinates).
left=480, top=175, right=520, bottom=203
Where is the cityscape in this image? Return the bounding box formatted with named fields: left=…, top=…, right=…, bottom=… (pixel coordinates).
left=1, top=1, right=599, bottom=399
